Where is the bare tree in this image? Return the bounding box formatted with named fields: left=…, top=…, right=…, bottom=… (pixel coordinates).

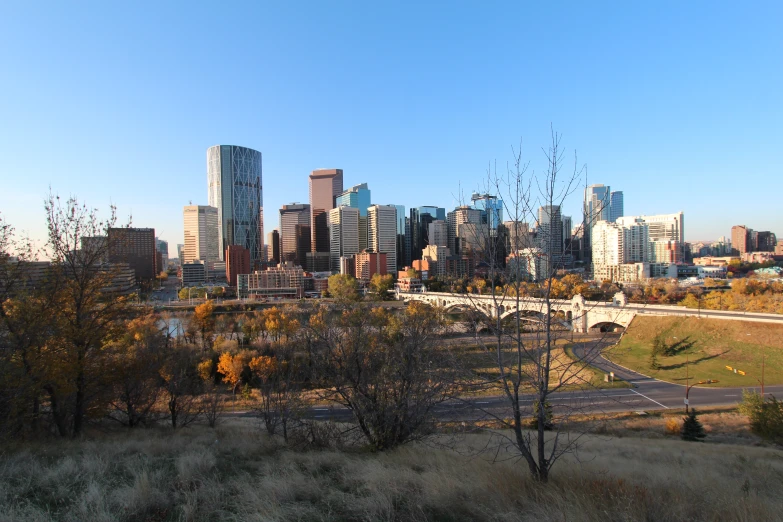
left=456, top=130, right=615, bottom=482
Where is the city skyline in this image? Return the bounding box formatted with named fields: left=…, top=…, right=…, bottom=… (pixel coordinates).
left=1, top=3, right=782, bottom=251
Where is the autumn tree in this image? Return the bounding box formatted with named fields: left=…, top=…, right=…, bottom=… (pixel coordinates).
left=309, top=301, right=456, bottom=450
left=369, top=273, right=395, bottom=300
left=43, top=193, right=133, bottom=437
left=193, top=300, right=216, bottom=350
left=328, top=274, right=361, bottom=303
left=250, top=348, right=303, bottom=442
left=0, top=213, right=54, bottom=436
left=106, top=314, right=165, bottom=427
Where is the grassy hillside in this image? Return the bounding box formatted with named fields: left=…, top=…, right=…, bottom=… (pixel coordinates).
left=606, top=316, right=783, bottom=387
left=1, top=417, right=782, bottom=521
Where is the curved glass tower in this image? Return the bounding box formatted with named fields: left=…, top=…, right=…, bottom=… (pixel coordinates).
left=207, top=145, right=263, bottom=266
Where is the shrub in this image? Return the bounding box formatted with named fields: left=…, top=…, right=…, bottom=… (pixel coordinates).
left=665, top=417, right=680, bottom=435
left=740, top=391, right=783, bottom=444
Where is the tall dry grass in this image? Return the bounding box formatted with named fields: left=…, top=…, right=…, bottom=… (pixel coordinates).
left=1, top=418, right=782, bottom=521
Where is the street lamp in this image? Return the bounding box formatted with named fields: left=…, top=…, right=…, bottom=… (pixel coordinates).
left=683, top=350, right=718, bottom=412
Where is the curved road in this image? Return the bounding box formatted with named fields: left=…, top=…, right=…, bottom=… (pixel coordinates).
left=301, top=336, right=780, bottom=423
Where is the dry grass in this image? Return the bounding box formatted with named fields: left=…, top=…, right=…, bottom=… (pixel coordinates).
left=1, top=417, right=783, bottom=521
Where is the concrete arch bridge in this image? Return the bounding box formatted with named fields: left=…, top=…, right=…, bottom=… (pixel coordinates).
left=397, top=290, right=783, bottom=332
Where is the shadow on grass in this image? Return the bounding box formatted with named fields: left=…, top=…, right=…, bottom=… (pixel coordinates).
left=659, top=349, right=733, bottom=372
left=666, top=336, right=697, bottom=356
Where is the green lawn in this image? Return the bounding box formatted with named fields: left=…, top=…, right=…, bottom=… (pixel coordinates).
left=605, top=316, right=783, bottom=387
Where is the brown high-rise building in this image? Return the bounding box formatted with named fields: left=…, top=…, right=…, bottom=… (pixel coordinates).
left=309, top=169, right=344, bottom=256
left=108, top=227, right=156, bottom=281
left=280, top=203, right=311, bottom=268
left=225, top=245, right=251, bottom=287
left=731, top=225, right=752, bottom=255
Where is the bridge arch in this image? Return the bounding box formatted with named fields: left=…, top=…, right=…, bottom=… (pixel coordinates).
left=588, top=321, right=626, bottom=333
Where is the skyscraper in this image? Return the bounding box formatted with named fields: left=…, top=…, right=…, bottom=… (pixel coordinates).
left=562, top=215, right=573, bottom=254
left=108, top=227, right=157, bottom=282
left=309, top=169, right=343, bottom=271
left=583, top=184, right=611, bottom=258
left=329, top=206, right=360, bottom=273
left=279, top=203, right=311, bottom=268
left=537, top=205, right=563, bottom=257
left=267, top=230, right=280, bottom=265
left=335, top=183, right=371, bottom=215
left=610, top=191, right=624, bottom=222
left=368, top=205, right=398, bottom=275
left=335, top=183, right=371, bottom=252
left=447, top=206, right=483, bottom=255
left=428, top=220, right=448, bottom=249
left=471, top=193, right=504, bottom=232
left=394, top=204, right=406, bottom=270
left=207, top=145, right=263, bottom=266
left=183, top=205, right=220, bottom=265
left=409, top=206, right=445, bottom=262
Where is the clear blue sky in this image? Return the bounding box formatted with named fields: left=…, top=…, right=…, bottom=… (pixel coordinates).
left=1, top=1, right=781, bottom=252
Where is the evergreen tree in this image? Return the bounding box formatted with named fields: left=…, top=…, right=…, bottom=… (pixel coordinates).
left=530, top=400, right=555, bottom=431
left=681, top=409, right=706, bottom=441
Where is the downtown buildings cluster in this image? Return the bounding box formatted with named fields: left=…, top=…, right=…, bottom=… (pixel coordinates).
left=7, top=143, right=782, bottom=298
left=168, top=144, right=783, bottom=298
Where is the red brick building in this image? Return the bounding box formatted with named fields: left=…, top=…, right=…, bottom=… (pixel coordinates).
left=225, top=245, right=251, bottom=287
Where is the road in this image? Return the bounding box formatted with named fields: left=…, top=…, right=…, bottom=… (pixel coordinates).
left=297, top=337, right=781, bottom=423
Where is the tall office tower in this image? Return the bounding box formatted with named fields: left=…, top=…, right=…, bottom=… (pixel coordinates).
left=336, top=183, right=371, bottom=251
left=610, top=191, right=624, bottom=222
left=471, top=193, right=504, bottom=233
left=404, top=216, right=412, bottom=267
left=207, top=145, right=263, bottom=265
left=368, top=205, right=398, bottom=275
left=328, top=206, right=360, bottom=273
left=583, top=184, right=611, bottom=257
left=183, top=205, right=220, bottom=266
left=409, top=206, right=445, bottom=262
left=428, top=220, right=448, bottom=249
left=447, top=206, right=483, bottom=255
left=537, top=205, right=563, bottom=257
left=267, top=230, right=280, bottom=265
left=156, top=238, right=169, bottom=268
left=394, top=204, right=406, bottom=270
left=335, top=183, right=371, bottom=214
left=561, top=216, right=573, bottom=254
left=309, top=169, right=344, bottom=258
left=279, top=204, right=311, bottom=268
left=731, top=225, right=752, bottom=254
left=504, top=221, right=532, bottom=252
left=108, top=227, right=157, bottom=281
left=295, top=225, right=312, bottom=268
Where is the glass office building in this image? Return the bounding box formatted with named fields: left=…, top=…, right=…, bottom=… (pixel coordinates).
left=207, top=145, right=263, bottom=266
